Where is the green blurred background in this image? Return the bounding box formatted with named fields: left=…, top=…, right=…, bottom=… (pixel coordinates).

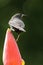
left=0, top=0, right=43, bottom=65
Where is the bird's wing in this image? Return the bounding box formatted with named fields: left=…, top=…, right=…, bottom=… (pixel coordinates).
left=8, top=18, right=25, bottom=28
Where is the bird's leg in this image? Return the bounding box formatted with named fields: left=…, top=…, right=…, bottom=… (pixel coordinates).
left=10, top=26, right=15, bottom=31
left=16, top=34, right=20, bottom=42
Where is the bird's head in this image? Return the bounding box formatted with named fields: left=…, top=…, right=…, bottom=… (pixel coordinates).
left=11, top=13, right=26, bottom=19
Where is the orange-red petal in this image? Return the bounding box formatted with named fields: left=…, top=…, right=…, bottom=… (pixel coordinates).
left=3, top=28, right=22, bottom=65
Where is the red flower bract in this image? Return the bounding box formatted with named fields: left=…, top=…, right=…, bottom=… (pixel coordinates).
left=3, top=28, right=22, bottom=65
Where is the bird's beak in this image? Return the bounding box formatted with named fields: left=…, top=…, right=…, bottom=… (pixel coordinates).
left=21, top=14, right=26, bottom=17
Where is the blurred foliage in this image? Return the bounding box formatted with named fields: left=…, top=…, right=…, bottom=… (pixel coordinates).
left=0, top=0, right=43, bottom=65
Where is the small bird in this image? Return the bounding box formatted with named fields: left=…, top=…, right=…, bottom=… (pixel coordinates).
left=8, top=13, right=26, bottom=42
